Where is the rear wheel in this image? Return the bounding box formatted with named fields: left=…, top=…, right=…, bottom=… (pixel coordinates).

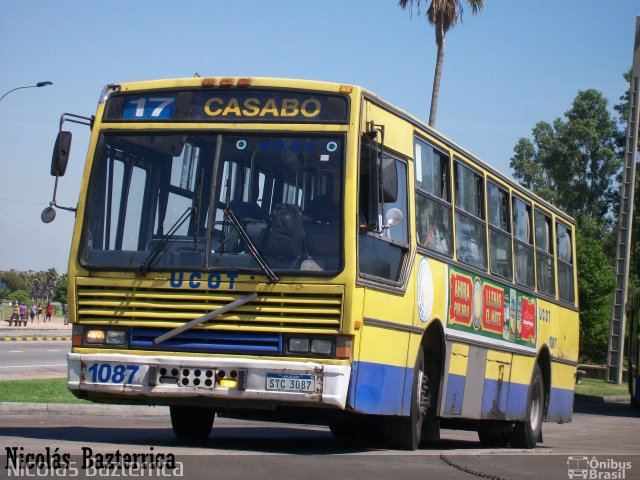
left=381, top=346, right=428, bottom=450
left=509, top=364, right=543, bottom=448
left=170, top=405, right=215, bottom=440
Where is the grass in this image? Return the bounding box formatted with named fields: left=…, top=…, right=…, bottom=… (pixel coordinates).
left=0, top=378, right=89, bottom=404
left=575, top=377, right=630, bottom=398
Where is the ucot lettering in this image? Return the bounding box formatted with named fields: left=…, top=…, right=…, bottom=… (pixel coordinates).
left=170, top=272, right=238, bottom=289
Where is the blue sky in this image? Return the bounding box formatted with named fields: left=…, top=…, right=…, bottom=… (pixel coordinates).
left=0, top=0, right=637, bottom=273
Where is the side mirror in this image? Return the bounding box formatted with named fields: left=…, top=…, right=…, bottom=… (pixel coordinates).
left=51, top=131, right=72, bottom=177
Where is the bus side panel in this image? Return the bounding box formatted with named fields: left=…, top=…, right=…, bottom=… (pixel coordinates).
left=506, top=354, right=536, bottom=420
left=481, top=350, right=513, bottom=420
left=440, top=342, right=469, bottom=417
left=546, top=361, right=575, bottom=423
left=347, top=288, right=414, bottom=415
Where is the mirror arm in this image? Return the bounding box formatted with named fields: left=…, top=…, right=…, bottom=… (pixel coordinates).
left=50, top=176, right=77, bottom=212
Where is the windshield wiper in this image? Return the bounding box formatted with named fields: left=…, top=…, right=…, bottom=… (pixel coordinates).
left=223, top=207, right=279, bottom=283
left=137, top=207, right=195, bottom=276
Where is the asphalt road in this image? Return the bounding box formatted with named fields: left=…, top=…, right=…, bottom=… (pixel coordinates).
left=0, top=402, right=639, bottom=480
left=0, top=340, right=69, bottom=380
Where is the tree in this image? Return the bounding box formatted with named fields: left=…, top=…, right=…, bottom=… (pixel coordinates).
left=29, top=268, right=59, bottom=304
left=511, top=89, right=622, bottom=234
left=0, top=270, right=28, bottom=293
left=576, top=230, right=616, bottom=363
left=7, top=290, right=30, bottom=306
left=52, top=273, right=68, bottom=306
left=398, top=0, right=485, bottom=127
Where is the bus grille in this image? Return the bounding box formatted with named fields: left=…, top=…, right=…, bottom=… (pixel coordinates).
left=75, top=279, right=343, bottom=335
left=129, top=328, right=282, bottom=355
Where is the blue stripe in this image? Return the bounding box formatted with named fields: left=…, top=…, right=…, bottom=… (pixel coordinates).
left=481, top=377, right=510, bottom=419
left=480, top=378, right=574, bottom=422
left=347, top=361, right=412, bottom=415
left=444, top=373, right=465, bottom=415
left=547, top=387, right=574, bottom=422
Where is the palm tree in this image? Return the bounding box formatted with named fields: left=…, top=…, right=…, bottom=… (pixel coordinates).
left=398, top=0, right=485, bottom=127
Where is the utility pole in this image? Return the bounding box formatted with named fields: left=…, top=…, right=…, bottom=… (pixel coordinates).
left=607, top=17, right=640, bottom=384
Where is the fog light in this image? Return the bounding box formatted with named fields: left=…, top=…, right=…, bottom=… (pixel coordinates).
left=106, top=330, right=126, bottom=345
left=288, top=338, right=310, bottom=354
left=311, top=339, right=332, bottom=355
left=86, top=330, right=105, bottom=344
left=219, top=379, right=238, bottom=388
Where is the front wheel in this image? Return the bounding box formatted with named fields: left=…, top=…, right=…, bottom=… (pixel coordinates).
left=509, top=363, right=544, bottom=448
left=380, top=346, right=428, bottom=450
left=170, top=405, right=215, bottom=440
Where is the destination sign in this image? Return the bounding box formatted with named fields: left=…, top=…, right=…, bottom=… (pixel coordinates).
left=104, top=89, right=349, bottom=123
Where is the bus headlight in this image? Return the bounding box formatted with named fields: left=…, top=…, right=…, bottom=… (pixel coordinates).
left=288, top=338, right=310, bottom=354
left=84, top=328, right=127, bottom=346
left=106, top=330, right=126, bottom=345
left=85, top=329, right=105, bottom=344
left=310, top=339, right=332, bottom=355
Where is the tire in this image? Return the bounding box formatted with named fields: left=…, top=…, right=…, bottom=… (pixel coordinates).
left=478, top=430, right=509, bottom=447
left=381, top=346, right=428, bottom=450
left=509, top=363, right=544, bottom=448
left=170, top=405, right=215, bottom=440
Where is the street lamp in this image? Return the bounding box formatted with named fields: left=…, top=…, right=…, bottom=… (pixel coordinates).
left=0, top=81, right=53, bottom=103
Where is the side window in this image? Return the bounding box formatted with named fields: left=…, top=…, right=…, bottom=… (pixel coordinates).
left=556, top=222, right=575, bottom=304
left=535, top=209, right=555, bottom=297
left=358, top=142, right=409, bottom=283
left=513, top=197, right=534, bottom=289
left=454, top=161, right=486, bottom=270
left=415, top=137, right=452, bottom=256
left=487, top=181, right=512, bottom=280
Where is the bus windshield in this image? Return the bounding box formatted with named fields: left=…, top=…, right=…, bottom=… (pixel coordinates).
left=80, top=132, right=344, bottom=274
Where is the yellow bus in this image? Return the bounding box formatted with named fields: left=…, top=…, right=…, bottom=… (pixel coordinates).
left=44, top=77, right=579, bottom=450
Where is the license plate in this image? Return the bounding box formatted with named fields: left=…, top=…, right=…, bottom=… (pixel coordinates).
left=83, top=362, right=145, bottom=385
left=266, top=373, right=316, bottom=393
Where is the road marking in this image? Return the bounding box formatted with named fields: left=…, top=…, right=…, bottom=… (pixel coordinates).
left=47, top=349, right=61, bottom=352
left=8, top=350, right=23, bottom=353
left=0, top=363, right=66, bottom=369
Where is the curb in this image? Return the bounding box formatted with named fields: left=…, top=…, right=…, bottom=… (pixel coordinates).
left=0, top=335, right=71, bottom=342
left=574, top=393, right=631, bottom=404
left=0, top=402, right=169, bottom=417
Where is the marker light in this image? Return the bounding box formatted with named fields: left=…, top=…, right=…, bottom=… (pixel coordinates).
left=219, top=78, right=234, bottom=87
left=336, top=336, right=353, bottom=359
left=339, top=85, right=353, bottom=94
left=237, top=78, right=252, bottom=87
left=201, top=78, right=216, bottom=87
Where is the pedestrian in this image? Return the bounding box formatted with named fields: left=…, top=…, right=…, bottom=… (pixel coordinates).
left=45, top=303, right=53, bottom=322
left=11, top=302, right=19, bottom=325
left=37, top=303, right=43, bottom=322
left=19, top=303, right=27, bottom=324
left=29, top=302, right=36, bottom=323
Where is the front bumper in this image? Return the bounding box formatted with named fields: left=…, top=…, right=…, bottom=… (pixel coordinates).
left=67, top=352, right=351, bottom=409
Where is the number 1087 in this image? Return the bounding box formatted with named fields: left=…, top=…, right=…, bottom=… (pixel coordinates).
left=87, top=363, right=140, bottom=384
